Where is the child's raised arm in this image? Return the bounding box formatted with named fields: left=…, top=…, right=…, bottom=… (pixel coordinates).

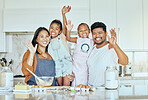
left=62, top=6, right=71, bottom=36
left=66, top=20, right=77, bottom=43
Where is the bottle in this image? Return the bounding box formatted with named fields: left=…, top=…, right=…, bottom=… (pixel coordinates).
left=0, top=67, right=13, bottom=89
left=105, top=66, right=118, bottom=89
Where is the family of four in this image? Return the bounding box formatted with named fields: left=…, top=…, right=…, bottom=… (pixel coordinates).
left=22, top=6, right=128, bottom=87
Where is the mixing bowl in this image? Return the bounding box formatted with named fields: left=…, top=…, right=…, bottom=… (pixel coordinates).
left=35, top=76, right=54, bottom=87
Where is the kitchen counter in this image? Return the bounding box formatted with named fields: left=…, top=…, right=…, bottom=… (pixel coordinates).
left=0, top=85, right=148, bottom=100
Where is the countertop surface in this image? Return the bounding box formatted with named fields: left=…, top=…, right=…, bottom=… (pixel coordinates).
left=0, top=85, right=148, bottom=100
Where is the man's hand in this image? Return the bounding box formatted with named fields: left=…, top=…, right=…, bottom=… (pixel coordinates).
left=108, top=28, right=117, bottom=47
left=62, top=5, right=71, bottom=15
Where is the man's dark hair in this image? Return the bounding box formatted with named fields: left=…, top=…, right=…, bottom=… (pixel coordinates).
left=91, top=22, right=106, bottom=32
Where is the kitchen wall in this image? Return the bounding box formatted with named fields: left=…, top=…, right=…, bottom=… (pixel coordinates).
left=0, top=33, right=33, bottom=75
left=0, top=0, right=148, bottom=76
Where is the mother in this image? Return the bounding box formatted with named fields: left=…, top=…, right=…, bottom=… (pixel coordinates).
left=22, top=27, right=56, bottom=86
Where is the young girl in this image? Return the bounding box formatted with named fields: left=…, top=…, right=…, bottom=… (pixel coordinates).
left=48, top=6, right=73, bottom=86
left=66, top=20, right=94, bottom=87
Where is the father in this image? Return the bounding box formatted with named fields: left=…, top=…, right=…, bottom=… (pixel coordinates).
left=87, top=22, right=128, bottom=87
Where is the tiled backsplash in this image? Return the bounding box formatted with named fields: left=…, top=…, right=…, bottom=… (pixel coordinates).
left=0, top=33, right=148, bottom=75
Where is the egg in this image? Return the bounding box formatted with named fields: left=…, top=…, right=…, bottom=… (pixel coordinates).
left=81, top=85, right=85, bottom=88
left=85, top=85, right=90, bottom=88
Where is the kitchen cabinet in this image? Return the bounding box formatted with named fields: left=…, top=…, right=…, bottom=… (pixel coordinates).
left=3, top=0, right=89, bottom=32
left=0, top=0, right=5, bottom=52
left=0, top=34, right=5, bottom=52
left=119, top=85, right=133, bottom=96
left=144, top=80, right=148, bottom=85
left=117, top=0, right=143, bottom=50
left=120, top=80, right=145, bottom=85
left=119, top=77, right=148, bottom=85
left=90, top=0, right=116, bottom=32
left=119, top=85, right=148, bottom=96
left=90, top=0, right=146, bottom=50
left=143, top=0, right=148, bottom=49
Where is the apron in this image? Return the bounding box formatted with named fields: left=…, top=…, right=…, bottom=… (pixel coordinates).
left=72, top=37, right=93, bottom=86
left=27, top=53, right=56, bottom=86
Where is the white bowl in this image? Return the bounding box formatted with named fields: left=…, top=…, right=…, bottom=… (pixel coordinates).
left=35, top=76, right=54, bottom=87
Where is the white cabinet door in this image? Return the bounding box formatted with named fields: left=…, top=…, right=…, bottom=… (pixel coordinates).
left=143, top=0, right=148, bottom=49
left=90, top=0, right=116, bottom=32
left=117, top=0, right=143, bottom=50
left=4, top=0, right=89, bottom=32
left=0, top=0, right=5, bottom=52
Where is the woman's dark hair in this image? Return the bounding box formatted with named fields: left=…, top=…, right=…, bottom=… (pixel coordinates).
left=91, top=22, right=106, bottom=32
left=77, top=23, right=90, bottom=31
left=50, top=19, right=62, bottom=31
left=32, top=27, right=50, bottom=54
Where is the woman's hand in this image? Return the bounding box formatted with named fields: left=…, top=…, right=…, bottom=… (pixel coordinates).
left=66, top=20, right=73, bottom=31
left=108, top=28, right=117, bottom=47
left=62, top=5, right=71, bottom=15
left=25, top=40, right=37, bottom=54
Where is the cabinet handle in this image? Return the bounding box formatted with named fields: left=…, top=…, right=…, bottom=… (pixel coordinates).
left=118, top=28, right=120, bottom=44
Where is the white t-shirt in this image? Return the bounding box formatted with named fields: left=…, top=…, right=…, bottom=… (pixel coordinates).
left=87, top=44, right=118, bottom=87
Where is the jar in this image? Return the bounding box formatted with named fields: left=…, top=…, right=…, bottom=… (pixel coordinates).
left=0, top=67, right=13, bottom=89
left=105, top=66, right=118, bottom=89
left=125, top=63, right=132, bottom=76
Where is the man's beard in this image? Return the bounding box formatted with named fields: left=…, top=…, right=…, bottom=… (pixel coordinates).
left=95, top=40, right=105, bottom=45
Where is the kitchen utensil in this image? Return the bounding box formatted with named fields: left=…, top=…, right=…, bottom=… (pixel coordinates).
left=8, top=59, right=13, bottom=67
left=26, top=68, right=45, bottom=85
left=2, top=58, right=7, bottom=66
